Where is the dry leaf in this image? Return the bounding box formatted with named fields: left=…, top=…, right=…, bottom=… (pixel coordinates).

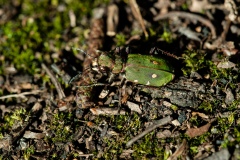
left=156, top=130, right=172, bottom=139
left=127, top=101, right=142, bottom=114
left=23, top=131, right=45, bottom=139
left=221, top=41, right=238, bottom=57
left=120, top=149, right=134, bottom=159
left=172, top=119, right=181, bottom=126
left=189, top=0, right=209, bottom=13
left=217, top=61, right=236, bottom=69
left=192, top=112, right=209, bottom=119
left=186, top=123, right=211, bottom=138
left=224, top=88, right=234, bottom=105
left=178, top=27, right=201, bottom=42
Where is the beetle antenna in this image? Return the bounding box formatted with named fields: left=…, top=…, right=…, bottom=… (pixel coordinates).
left=75, top=83, right=107, bottom=87
left=72, top=47, right=97, bottom=58
left=152, top=47, right=182, bottom=60
left=68, top=67, right=93, bottom=84
left=69, top=72, right=82, bottom=84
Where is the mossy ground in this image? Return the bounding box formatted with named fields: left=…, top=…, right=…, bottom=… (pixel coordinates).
left=0, top=0, right=240, bottom=159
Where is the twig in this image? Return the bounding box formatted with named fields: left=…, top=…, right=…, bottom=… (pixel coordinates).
left=90, top=107, right=126, bottom=115
left=167, top=139, right=187, bottom=160
left=154, top=11, right=216, bottom=39
left=221, top=18, right=231, bottom=42
left=78, top=153, right=94, bottom=157
left=107, top=4, right=119, bottom=36
left=126, top=116, right=172, bottom=147
left=0, top=90, right=44, bottom=100
left=129, top=0, right=148, bottom=38
left=41, top=63, right=66, bottom=99
left=204, top=18, right=231, bottom=50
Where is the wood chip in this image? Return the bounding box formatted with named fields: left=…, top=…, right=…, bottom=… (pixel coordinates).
left=127, top=101, right=142, bottom=114
left=171, top=119, right=181, bottom=126
left=90, top=107, right=126, bottom=115
left=156, top=130, right=172, bottom=139
left=192, top=112, right=209, bottom=119
left=99, top=89, right=109, bottom=99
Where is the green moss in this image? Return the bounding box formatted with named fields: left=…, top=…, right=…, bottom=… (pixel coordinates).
left=132, top=132, right=165, bottom=159
left=233, top=127, right=240, bottom=143
left=1, top=108, right=28, bottom=134
left=0, top=0, right=109, bottom=75
left=148, top=28, right=157, bottom=37
left=228, top=100, right=240, bottom=110
left=181, top=3, right=189, bottom=10
left=48, top=112, right=74, bottom=143
left=188, top=133, right=210, bottom=156
left=23, top=145, right=35, bottom=160
left=115, top=33, right=126, bottom=46
left=160, top=30, right=174, bottom=43
left=189, top=146, right=198, bottom=155
left=93, top=114, right=173, bottom=158
left=181, top=50, right=207, bottom=75
left=182, top=50, right=239, bottom=91
left=101, top=137, right=124, bottom=159
left=217, top=117, right=233, bottom=133
left=201, top=101, right=213, bottom=112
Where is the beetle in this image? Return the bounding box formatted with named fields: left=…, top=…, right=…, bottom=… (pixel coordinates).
left=92, top=48, right=175, bottom=87
left=74, top=48, right=175, bottom=108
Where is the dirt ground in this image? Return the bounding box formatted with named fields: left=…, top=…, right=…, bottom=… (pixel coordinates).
left=1, top=0, right=240, bottom=159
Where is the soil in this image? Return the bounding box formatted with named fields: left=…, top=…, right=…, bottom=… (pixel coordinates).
left=1, top=0, right=240, bottom=159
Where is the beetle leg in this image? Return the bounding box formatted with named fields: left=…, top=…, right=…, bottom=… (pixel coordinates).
left=108, top=73, right=115, bottom=83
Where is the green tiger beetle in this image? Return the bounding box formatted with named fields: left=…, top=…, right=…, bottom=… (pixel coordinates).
left=91, top=47, right=176, bottom=87
left=74, top=47, right=177, bottom=108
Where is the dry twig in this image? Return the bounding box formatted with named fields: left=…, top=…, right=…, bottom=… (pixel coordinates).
left=107, top=4, right=119, bottom=36
left=0, top=90, right=44, bottom=100
left=167, top=139, right=187, bottom=160
left=154, top=11, right=216, bottom=39
left=126, top=116, right=172, bottom=147
left=129, top=0, right=148, bottom=38
left=42, top=63, right=66, bottom=99
left=90, top=107, right=126, bottom=115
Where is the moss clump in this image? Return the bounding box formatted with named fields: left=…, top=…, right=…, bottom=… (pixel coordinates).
left=49, top=112, right=74, bottom=143
left=1, top=108, right=28, bottom=134
left=0, top=0, right=109, bottom=75
left=181, top=50, right=208, bottom=75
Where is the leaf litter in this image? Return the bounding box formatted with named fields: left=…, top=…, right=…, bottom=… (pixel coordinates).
left=0, top=0, right=240, bottom=159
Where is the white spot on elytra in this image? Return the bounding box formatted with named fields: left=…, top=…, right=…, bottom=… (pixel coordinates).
left=134, top=80, right=138, bottom=83
left=146, top=81, right=150, bottom=85
left=152, top=74, right=157, bottom=78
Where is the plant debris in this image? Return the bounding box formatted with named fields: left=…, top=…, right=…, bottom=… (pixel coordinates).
left=1, top=0, right=240, bottom=159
